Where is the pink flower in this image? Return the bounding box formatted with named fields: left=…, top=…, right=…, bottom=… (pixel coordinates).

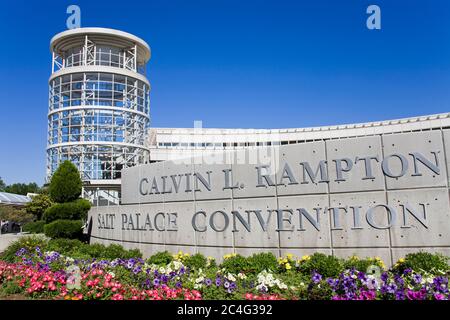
left=112, top=294, right=123, bottom=300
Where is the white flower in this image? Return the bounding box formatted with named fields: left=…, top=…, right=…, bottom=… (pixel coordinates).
left=159, top=267, right=166, bottom=274
left=227, top=273, right=236, bottom=282
left=237, top=273, right=247, bottom=280
left=196, top=276, right=205, bottom=283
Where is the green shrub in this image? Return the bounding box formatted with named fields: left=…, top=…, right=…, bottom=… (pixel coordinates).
left=45, top=240, right=142, bottom=260
left=0, top=235, right=48, bottom=262
left=184, top=253, right=207, bottom=270
left=43, top=219, right=83, bottom=239
left=47, top=238, right=84, bottom=256
left=102, top=244, right=142, bottom=260
left=246, top=252, right=278, bottom=274
left=48, top=160, right=82, bottom=203
left=22, top=220, right=46, bottom=234
left=298, top=253, right=344, bottom=277
left=219, top=254, right=251, bottom=274
left=147, top=251, right=173, bottom=265
left=343, top=256, right=386, bottom=272
left=25, top=193, right=53, bottom=220
left=393, top=252, right=449, bottom=273
left=43, top=199, right=91, bottom=223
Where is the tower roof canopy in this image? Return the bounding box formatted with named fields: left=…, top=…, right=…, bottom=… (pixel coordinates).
left=50, top=27, right=151, bottom=64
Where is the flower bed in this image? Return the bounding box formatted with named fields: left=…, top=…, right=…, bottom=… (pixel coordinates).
left=0, top=244, right=448, bottom=300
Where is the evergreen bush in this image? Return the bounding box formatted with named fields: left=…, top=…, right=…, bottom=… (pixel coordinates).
left=22, top=221, right=46, bottom=234
left=43, top=198, right=91, bottom=223
left=43, top=220, right=83, bottom=239
left=48, top=160, right=82, bottom=203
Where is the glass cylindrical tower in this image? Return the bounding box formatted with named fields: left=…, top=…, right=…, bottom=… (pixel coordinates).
left=47, top=28, right=151, bottom=205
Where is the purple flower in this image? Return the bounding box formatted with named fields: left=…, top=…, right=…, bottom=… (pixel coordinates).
left=215, top=277, right=222, bottom=286
left=403, top=268, right=412, bottom=275
left=387, top=283, right=397, bottom=294
left=175, top=281, right=182, bottom=288
left=357, top=272, right=366, bottom=281
left=204, top=278, right=212, bottom=286
left=407, top=289, right=426, bottom=300
left=380, top=272, right=389, bottom=283
left=433, top=293, right=446, bottom=300
left=312, top=272, right=322, bottom=284
left=412, top=274, right=422, bottom=284
left=395, top=291, right=406, bottom=300
left=153, top=278, right=160, bottom=286
left=224, top=281, right=230, bottom=289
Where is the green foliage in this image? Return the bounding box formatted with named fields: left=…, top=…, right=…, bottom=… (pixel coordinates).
left=22, top=221, right=45, bottom=234
left=306, top=281, right=334, bottom=300
left=25, top=194, right=53, bottom=220
left=0, top=206, right=34, bottom=224
left=246, top=252, right=278, bottom=274
left=219, top=254, right=252, bottom=274
left=184, top=253, right=208, bottom=270
left=0, top=235, right=48, bottom=262
left=48, top=161, right=82, bottom=203
left=298, top=253, right=344, bottom=278
left=43, top=198, right=91, bottom=223
left=46, top=238, right=84, bottom=255
left=147, top=251, right=173, bottom=265
left=3, top=182, right=40, bottom=196
left=102, top=244, right=142, bottom=260
left=46, top=240, right=142, bottom=260
left=1, top=281, right=23, bottom=295
left=394, top=252, right=449, bottom=273
left=43, top=219, right=83, bottom=239
left=343, top=256, right=386, bottom=272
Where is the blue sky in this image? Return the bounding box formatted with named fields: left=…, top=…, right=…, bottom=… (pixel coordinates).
left=0, top=0, right=449, bottom=185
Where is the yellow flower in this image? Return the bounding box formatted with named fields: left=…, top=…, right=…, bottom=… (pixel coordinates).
left=286, top=253, right=294, bottom=260
left=398, top=258, right=405, bottom=263
left=301, top=255, right=310, bottom=261
left=285, top=263, right=292, bottom=270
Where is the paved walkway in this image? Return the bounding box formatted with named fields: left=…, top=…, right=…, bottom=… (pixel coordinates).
left=0, top=233, right=25, bottom=253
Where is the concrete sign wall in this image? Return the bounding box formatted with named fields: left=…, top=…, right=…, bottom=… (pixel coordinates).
left=88, top=130, right=450, bottom=265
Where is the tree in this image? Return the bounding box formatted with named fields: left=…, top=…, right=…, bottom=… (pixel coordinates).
left=44, top=161, right=88, bottom=240
left=25, top=194, right=54, bottom=220
left=0, top=177, right=5, bottom=191
left=48, top=161, right=82, bottom=203
left=0, top=206, right=34, bottom=224
left=4, top=182, right=40, bottom=195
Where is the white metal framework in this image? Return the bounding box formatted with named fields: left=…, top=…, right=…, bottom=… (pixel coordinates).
left=47, top=28, right=151, bottom=204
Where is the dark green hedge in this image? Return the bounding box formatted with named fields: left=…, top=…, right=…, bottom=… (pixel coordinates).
left=43, top=198, right=91, bottom=223
left=22, top=221, right=45, bottom=234
left=43, top=219, right=83, bottom=239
